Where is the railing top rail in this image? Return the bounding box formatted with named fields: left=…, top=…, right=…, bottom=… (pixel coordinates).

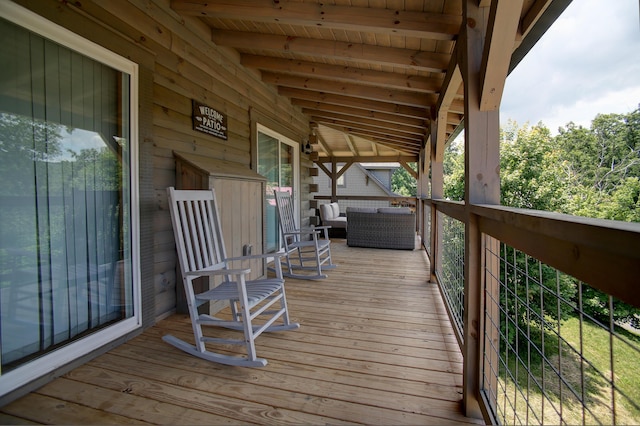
left=425, top=198, right=640, bottom=308
left=472, top=203, right=640, bottom=236
left=314, top=195, right=416, bottom=201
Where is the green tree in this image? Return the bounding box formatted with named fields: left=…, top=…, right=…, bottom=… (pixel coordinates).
left=443, top=139, right=465, bottom=201
left=391, top=163, right=417, bottom=196
left=498, top=122, right=578, bottom=351
left=500, top=122, right=568, bottom=210
left=556, top=107, right=640, bottom=327
left=441, top=111, right=640, bottom=335
left=557, top=107, right=640, bottom=202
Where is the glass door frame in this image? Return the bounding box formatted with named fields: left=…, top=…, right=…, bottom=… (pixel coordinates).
left=256, top=123, right=300, bottom=253
left=0, top=2, right=141, bottom=398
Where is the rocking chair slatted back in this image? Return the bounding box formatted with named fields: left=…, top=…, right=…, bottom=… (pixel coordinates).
left=164, top=187, right=299, bottom=367
left=173, top=191, right=226, bottom=275
left=275, top=191, right=298, bottom=236
left=273, top=190, right=336, bottom=280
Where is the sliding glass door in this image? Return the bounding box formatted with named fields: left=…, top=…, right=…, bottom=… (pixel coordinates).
left=0, top=3, right=139, bottom=393
left=257, top=125, right=299, bottom=253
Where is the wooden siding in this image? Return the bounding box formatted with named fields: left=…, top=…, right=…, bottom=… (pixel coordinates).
left=0, top=241, right=484, bottom=425
left=10, top=0, right=311, bottom=320
left=315, top=165, right=395, bottom=198
left=315, top=164, right=399, bottom=212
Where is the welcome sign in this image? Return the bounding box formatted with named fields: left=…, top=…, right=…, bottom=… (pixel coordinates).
left=192, top=100, right=228, bottom=140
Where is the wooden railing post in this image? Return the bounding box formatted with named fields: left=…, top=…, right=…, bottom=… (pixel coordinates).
left=429, top=119, right=444, bottom=283
left=330, top=157, right=338, bottom=203
left=461, top=0, right=501, bottom=419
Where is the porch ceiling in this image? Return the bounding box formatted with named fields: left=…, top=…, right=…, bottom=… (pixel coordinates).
left=170, top=0, right=569, bottom=162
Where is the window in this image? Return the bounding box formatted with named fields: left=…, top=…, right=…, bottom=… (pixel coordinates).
left=326, top=164, right=346, bottom=188
left=0, top=3, right=139, bottom=395
left=337, top=165, right=346, bottom=188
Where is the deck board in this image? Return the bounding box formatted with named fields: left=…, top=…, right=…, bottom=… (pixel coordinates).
left=0, top=240, right=484, bottom=425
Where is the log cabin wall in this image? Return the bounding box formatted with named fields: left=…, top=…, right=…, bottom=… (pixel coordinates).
left=10, top=0, right=311, bottom=321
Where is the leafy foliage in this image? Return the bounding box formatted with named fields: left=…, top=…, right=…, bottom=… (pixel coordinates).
left=391, top=163, right=417, bottom=196
left=554, top=108, right=640, bottom=327
left=441, top=105, right=640, bottom=348
left=500, top=123, right=568, bottom=211
left=443, top=141, right=465, bottom=201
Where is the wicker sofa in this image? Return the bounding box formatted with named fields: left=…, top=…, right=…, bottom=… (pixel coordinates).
left=346, top=207, right=416, bottom=250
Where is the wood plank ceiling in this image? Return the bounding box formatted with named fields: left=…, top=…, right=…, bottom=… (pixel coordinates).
left=171, top=0, right=562, bottom=161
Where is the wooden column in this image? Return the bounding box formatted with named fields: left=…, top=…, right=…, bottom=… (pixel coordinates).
left=330, top=157, right=338, bottom=202
left=461, top=0, right=500, bottom=419
left=429, top=119, right=444, bottom=283
left=417, top=147, right=426, bottom=244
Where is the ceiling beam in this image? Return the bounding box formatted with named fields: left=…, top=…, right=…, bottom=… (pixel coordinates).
left=437, top=48, right=464, bottom=114
left=371, top=141, right=379, bottom=156
left=304, top=109, right=426, bottom=137
left=241, top=55, right=444, bottom=94
left=314, top=131, right=333, bottom=157
left=211, top=30, right=450, bottom=73
left=480, top=0, right=524, bottom=111
left=312, top=118, right=423, bottom=145
left=319, top=129, right=420, bottom=153
left=344, top=134, right=359, bottom=157
left=509, top=0, right=570, bottom=72
left=262, top=72, right=436, bottom=108
left=292, top=99, right=428, bottom=129
left=435, top=44, right=464, bottom=152
left=448, top=112, right=464, bottom=124
left=317, top=130, right=421, bottom=154
left=171, top=0, right=461, bottom=40
left=315, top=155, right=419, bottom=163
left=448, top=98, right=465, bottom=114
left=279, top=87, right=429, bottom=120
left=360, top=138, right=421, bottom=154
left=521, top=0, right=554, bottom=40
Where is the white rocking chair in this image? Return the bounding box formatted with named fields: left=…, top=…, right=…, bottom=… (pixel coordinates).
left=273, top=190, right=336, bottom=280
left=164, top=187, right=299, bottom=367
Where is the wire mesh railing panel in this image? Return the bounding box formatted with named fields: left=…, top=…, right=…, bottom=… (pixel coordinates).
left=317, top=199, right=392, bottom=213
left=482, top=237, right=640, bottom=425
left=437, top=212, right=465, bottom=337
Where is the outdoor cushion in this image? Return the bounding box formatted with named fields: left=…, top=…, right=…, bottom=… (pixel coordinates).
left=320, top=202, right=347, bottom=229
left=377, top=207, right=412, bottom=214
left=346, top=207, right=378, bottom=214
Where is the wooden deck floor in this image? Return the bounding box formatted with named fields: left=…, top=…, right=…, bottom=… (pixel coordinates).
left=0, top=240, right=484, bottom=425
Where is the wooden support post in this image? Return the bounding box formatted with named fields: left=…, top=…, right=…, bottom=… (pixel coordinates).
left=418, top=146, right=429, bottom=240
left=331, top=157, right=338, bottom=202
left=461, top=0, right=500, bottom=420
left=430, top=120, right=444, bottom=283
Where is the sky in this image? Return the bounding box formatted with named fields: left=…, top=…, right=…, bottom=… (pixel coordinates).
left=500, top=0, right=640, bottom=134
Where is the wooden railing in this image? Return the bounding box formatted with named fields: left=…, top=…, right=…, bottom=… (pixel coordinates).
left=313, top=195, right=416, bottom=207
left=423, top=197, right=640, bottom=424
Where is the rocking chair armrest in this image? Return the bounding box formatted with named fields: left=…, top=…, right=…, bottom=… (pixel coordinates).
left=186, top=267, right=251, bottom=277
left=226, top=251, right=286, bottom=262
left=284, top=228, right=322, bottom=237
left=300, top=225, right=331, bottom=239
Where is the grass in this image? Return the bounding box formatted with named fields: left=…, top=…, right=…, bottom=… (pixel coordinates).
left=494, top=315, right=640, bottom=425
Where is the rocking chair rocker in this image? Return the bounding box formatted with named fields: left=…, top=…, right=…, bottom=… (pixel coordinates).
left=164, top=187, right=299, bottom=367
left=273, top=190, right=336, bottom=280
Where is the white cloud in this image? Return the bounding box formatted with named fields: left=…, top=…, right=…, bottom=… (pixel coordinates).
left=500, top=0, right=640, bottom=134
